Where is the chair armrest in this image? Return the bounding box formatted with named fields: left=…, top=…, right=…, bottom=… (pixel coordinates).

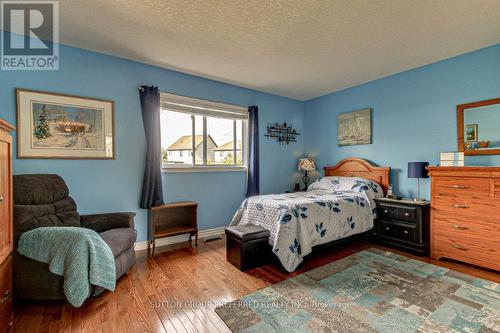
left=80, top=212, right=136, bottom=233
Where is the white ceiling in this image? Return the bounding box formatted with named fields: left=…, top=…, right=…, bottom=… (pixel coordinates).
left=59, top=0, right=500, bottom=101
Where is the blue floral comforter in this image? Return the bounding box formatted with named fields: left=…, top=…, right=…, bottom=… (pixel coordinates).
left=230, top=177, right=383, bottom=272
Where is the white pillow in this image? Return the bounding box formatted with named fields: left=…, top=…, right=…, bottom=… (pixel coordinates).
left=308, top=176, right=383, bottom=196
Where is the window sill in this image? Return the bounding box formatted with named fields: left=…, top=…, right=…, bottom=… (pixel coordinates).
left=162, top=166, right=247, bottom=173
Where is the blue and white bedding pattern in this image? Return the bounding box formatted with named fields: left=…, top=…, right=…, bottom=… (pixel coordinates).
left=230, top=177, right=383, bottom=272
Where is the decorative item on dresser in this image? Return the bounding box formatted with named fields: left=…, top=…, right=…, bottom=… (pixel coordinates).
left=440, top=152, right=464, bottom=167
left=0, top=120, right=14, bottom=333
left=427, top=166, right=500, bottom=271
left=374, top=197, right=430, bottom=255
left=148, top=201, right=198, bottom=255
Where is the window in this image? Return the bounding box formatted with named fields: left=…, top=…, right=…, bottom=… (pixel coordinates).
left=160, top=92, right=248, bottom=171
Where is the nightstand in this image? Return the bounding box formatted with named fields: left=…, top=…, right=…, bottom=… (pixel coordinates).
left=373, top=198, right=430, bottom=255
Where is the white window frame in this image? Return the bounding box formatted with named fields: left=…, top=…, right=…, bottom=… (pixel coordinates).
left=160, top=92, right=248, bottom=173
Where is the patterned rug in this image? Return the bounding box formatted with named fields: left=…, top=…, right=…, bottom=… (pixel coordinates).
left=215, top=248, right=500, bottom=333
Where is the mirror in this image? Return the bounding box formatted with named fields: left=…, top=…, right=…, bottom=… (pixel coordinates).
left=457, top=98, right=500, bottom=156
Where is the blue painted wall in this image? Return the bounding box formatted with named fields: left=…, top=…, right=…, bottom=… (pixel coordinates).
left=0, top=44, right=304, bottom=242
left=304, top=44, right=500, bottom=200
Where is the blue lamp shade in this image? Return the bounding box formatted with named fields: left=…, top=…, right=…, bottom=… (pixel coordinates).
left=408, top=162, right=429, bottom=179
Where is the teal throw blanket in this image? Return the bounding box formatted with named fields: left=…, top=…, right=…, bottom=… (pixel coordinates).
left=18, top=227, right=116, bottom=307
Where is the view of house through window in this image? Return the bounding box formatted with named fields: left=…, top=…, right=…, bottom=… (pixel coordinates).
left=160, top=96, right=247, bottom=169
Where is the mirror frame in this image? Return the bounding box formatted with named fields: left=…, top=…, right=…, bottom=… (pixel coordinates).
left=457, top=97, right=500, bottom=156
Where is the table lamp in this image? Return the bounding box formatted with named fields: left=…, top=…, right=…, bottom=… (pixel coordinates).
left=408, top=161, right=429, bottom=202
left=298, top=158, right=316, bottom=191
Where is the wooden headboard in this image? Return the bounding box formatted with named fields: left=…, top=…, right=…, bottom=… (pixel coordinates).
left=323, top=158, right=391, bottom=195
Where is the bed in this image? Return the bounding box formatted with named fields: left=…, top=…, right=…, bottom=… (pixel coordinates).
left=230, top=158, right=390, bottom=272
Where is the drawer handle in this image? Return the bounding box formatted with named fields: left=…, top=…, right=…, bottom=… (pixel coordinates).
left=385, top=227, right=390, bottom=230
left=384, top=209, right=388, bottom=213
left=0, top=195, right=3, bottom=202
left=449, top=185, right=468, bottom=189
left=452, top=244, right=469, bottom=251
left=452, top=224, right=469, bottom=230
left=403, top=230, right=408, bottom=234
left=404, top=212, right=410, bottom=217
left=452, top=204, right=469, bottom=209
left=0, top=290, right=10, bottom=304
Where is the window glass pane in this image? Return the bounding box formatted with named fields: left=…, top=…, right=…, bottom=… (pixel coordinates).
left=236, top=119, right=243, bottom=165
left=207, top=116, right=234, bottom=165
left=194, top=115, right=204, bottom=165
left=161, top=110, right=193, bottom=166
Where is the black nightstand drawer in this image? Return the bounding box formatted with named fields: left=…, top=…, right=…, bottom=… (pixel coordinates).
left=378, top=204, right=417, bottom=223
left=379, top=205, right=399, bottom=220
left=379, top=220, right=416, bottom=243
left=398, top=206, right=417, bottom=222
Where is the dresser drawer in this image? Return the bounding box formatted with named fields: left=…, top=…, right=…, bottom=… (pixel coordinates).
left=434, top=177, right=490, bottom=197
left=432, top=234, right=499, bottom=271
left=495, top=179, right=500, bottom=198
left=379, top=220, right=417, bottom=243
left=433, top=196, right=500, bottom=222
left=433, top=214, right=500, bottom=236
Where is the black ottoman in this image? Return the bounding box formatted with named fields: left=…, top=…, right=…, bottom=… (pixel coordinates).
left=225, top=224, right=270, bottom=271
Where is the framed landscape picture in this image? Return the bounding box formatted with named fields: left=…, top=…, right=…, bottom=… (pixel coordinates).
left=465, top=124, right=478, bottom=142
left=337, top=108, right=372, bottom=146
left=16, top=89, right=115, bottom=159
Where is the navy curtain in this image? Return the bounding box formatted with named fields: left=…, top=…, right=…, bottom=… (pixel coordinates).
left=246, top=105, right=259, bottom=197
left=139, top=86, right=164, bottom=208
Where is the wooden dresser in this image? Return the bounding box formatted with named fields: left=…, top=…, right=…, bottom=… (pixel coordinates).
left=427, top=166, right=500, bottom=271
left=0, top=120, right=14, bottom=333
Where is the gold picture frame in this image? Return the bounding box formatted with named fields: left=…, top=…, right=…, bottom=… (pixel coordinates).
left=16, top=88, right=115, bottom=159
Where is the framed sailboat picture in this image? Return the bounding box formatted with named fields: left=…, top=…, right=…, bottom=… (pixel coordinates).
left=16, top=88, right=115, bottom=159
left=337, top=108, right=372, bottom=146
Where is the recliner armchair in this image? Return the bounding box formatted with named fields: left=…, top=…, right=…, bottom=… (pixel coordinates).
left=13, top=174, right=137, bottom=301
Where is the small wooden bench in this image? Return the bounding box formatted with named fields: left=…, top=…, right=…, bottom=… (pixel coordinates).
left=225, top=224, right=270, bottom=271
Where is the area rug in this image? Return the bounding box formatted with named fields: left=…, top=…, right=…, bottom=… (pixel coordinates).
left=215, top=248, right=500, bottom=333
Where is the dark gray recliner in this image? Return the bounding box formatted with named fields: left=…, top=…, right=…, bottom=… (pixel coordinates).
left=13, top=174, right=137, bottom=301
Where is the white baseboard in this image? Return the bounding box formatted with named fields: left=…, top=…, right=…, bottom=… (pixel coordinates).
left=134, top=226, right=225, bottom=252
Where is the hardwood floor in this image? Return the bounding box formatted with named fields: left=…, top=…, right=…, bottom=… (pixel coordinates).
left=13, top=238, right=500, bottom=333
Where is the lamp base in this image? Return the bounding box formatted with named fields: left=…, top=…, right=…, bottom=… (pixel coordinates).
left=414, top=177, right=422, bottom=202
left=302, top=171, right=310, bottom=191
